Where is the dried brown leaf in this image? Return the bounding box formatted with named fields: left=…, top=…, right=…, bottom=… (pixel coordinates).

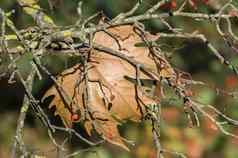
left=43, top=25, right=174, bottom=150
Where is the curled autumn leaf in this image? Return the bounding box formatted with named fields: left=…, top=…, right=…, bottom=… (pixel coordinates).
left=43, top=25, right=175, bottom=150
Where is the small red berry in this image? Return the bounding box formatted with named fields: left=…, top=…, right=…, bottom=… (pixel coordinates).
left=184, top=90, right=193, bottom=97
left=66, top=124, right=72, bottom=128
left=107, top=132, right=114, bottom=140
left=190, top=0, right=197, bottom=10
left=202, top=0, right=209, bottom=5
left=71, top=113, right=80, bottom=121
left=229, top=10, right=238, bottom=17
left=155, top=98, right=160, bottom=104
left=170, top=0, right=177, bottom=9
left=225, top=75, right=237, bottom=89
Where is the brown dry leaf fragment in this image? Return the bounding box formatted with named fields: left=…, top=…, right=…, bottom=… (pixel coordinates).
left=43, top=25, right=174, bottom=150
left=45, top=66, right=131, bottom=150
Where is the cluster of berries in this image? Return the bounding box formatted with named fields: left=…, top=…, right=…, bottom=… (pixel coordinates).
left=162, top=0, right=209, bottom=10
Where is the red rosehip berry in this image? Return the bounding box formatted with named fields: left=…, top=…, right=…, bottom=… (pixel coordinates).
left=107, top=132, right=113, bottom=140
left=202, top=0, right=209, bottom=5
left=170, top=0, right=177, bottom=9
left=184, top=90, right=193, bottom=97
left=191, top=0, right=197, bottom=10
left=225, top=75, right=237, bottom=89
left=229, top=10, right=238, bottom=17
left=71, top=113, right=80, bottom=121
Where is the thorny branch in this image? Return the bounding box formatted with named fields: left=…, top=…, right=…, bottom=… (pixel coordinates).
left=1, top=0, right=238, bottom=157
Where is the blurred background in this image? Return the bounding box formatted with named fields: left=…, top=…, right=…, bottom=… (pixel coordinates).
left=0, top=0, right=238, bottom=157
